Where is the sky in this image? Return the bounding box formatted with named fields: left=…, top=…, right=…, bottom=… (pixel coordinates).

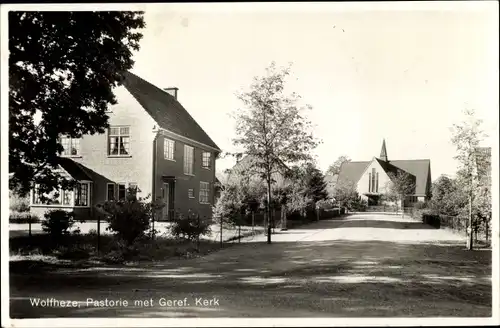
left=128, top=2, right=498, bottom=181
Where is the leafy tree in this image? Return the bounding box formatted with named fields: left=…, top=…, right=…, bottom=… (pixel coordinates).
left=231, top=62, right=320, bottom=243
left=333, top=179, right=360, bottom=211
left=9, top=11, right=146, bottom=196
left=326, top=155, right=351, bottom=176
left=325, top=156, right=351, bottom=197
left=212, top=173, right=266, bottom=227
left=450, top=109, right=488, bottom=250
left=303, top=162, right=328, bottom=204
left=386, top=171, right=416, bottom=217
left=429, top=175, right=467, bottom=216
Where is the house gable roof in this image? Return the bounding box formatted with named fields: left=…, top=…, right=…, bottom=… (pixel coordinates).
left=57, top=157, right=93, bottom=181
left=121, top=71, right=221, bottom=151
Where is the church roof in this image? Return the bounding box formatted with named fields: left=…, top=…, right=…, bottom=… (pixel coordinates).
left=337, top=161, right=370, bottom=185
left=337, top=158, right=431, bottom=196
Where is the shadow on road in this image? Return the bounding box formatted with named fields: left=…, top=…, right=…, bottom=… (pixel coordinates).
left=297, top=216, right=435, bottom=230
left=10, top=238, right=492, bottom=318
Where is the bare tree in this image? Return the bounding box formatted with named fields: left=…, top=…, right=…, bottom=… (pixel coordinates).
left=231, top=62, right=320, bottom=244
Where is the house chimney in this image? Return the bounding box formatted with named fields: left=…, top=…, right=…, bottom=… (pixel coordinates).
left=164, top=87, right=178, bottom=100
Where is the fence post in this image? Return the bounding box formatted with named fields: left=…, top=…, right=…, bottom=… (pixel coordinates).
left=252, top=211, right=255, bottom=234
left=97, top=215, right=101, bottom=254
left=197, top=214, right=201, bottom=252
left=264, top=211, right=268, bottom=235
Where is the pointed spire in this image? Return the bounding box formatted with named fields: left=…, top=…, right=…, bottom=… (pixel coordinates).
left=380, top=139, right=388, bottom=161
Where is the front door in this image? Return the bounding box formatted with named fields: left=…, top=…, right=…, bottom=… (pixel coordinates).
left=162, top=183, right=169, bottom=220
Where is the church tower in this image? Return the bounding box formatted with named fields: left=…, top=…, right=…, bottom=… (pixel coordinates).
left=380, top=139, right=388, bottom=162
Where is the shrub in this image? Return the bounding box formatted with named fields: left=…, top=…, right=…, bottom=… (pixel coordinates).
left=414, top=201, right=427, bottom=210
left=55, top=246, right=91, bottom=261
left=316, top=199, right=335, bottom=210
left=9, top=212, right=40, bottom=224
left=350, top=197, right=368, bottom=212
left=102, top=192, right=162, bottom=245
left=101, top=250, right=126, bottom=264
left=9, top=191, right=30, bottom=213
left=169, top=211, right=212, bottom=241
left=321, top=208, right=340, bottom=219
left=87, top=228, right=98, bottom=236
left=422, top=212, right=440, bottom=228
left=42, top=210, right=76, bottom=238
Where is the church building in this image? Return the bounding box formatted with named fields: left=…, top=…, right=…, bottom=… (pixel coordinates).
left=336, top=140, right=432, bottom=206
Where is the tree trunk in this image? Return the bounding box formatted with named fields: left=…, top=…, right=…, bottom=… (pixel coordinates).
left=401, top=196, right=404, bottom=219
left=467, top=193, right=473, bottom=250
left=220, top=215, right=223, bottom=248
left=266, top=177, right=272, bottom=244
left=280, top=206, right=287, bottom=231
left=283, top=207, right=287, bottom=231
left=485, top=218, right=489, bottom=242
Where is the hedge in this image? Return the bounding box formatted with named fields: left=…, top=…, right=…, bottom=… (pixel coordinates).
left=422, top=213, right=440, bottom=228
left=9, top=211, right=40, bottom=224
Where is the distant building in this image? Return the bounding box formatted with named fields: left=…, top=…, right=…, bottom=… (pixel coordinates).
left=226, top=155, right=287, bottom=187
left=337, top=140, right=432, bottom=206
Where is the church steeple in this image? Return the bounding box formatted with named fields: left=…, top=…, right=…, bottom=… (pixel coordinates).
left=380, top=139, right=388, bottom=162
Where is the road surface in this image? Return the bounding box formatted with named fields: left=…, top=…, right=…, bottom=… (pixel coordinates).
left=9, top=213, right=491, bottom=318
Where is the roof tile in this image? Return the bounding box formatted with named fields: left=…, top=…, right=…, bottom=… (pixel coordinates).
left=121, top=71, right=221, bottom=151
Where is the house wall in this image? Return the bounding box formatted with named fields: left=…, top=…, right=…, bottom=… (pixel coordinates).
left=71, top=85, right=157, bottom=214
left=356, top=159, right=392, bottom=200
left=154, top=131, right=217, bottom=219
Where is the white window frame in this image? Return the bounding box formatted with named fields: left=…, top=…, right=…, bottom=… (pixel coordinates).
left=108, top=126, right=131, bottom=157
left=32, top=182, right=91, bottom=208
left=184, top=145, right=194, bottom=175
left=106, top=183, right=116, bottom=201
left=188, top=188, right=195, bottom=199
left=199, top=181, right=210, bottom=204
left=74, top=182, right=91, bottom=207
left=164, top=138, right=175, bottom=161
left=202, top=151, right=211, bottom=169
left=60, top=136, right=81, bottom=157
